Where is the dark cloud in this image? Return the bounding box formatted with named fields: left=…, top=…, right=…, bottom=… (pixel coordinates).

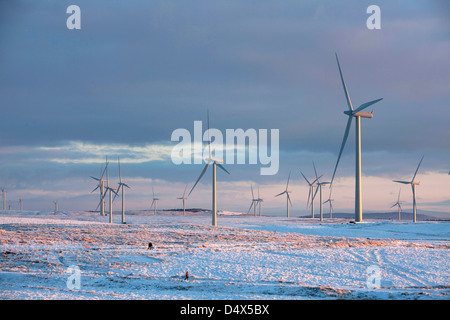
left=0, top=1, right=448, bottom=211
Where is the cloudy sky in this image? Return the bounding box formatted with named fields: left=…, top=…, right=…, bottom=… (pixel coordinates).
left=0, top=0, right=449, bottom=216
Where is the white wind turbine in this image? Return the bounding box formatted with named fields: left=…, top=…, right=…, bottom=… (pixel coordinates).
left=247, top=184, right=259, bottom=216
left=330, top=53, right=383, bottom=223
left=312, top=163, right=330, bottom=222
left=150, top=186, right=159, bottom=216
left=323, top=196, right=334, bottom=218
left=275, top=171, right=292, bottom=217
left=1, top=188, right=7, bottom=211
left=188, top=111, right=230, bottom=226
left=53, top=201, right=58, bottom=213
left=390, top=188, right=403, bottom=221
left=97, top=160, right=118, bottom=223
left=177, top=185, right=188, bottom=216
left=393, top=155, right=424, bottom=223
left=256, top=186, right=263, bottom=216
left=91, top=157, right=109, bottom=216
left=113, top=157, right=130, bottom=224
left=300, top=171, right=321, bottom=218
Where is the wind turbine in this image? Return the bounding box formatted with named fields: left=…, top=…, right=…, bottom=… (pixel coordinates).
left=247, top=185, right=258, bottom=216
left=1, top=188, right=7, bottom=211
left=390, top=188, right=403, bottom=221
left=256, top=186, right=263, bottom=216
left=330, top=53, right=383, bottom=223
left=300, top=171, right=321, bottom=218
left=97, top=160, right=118, bottom=223
left=312, top=163, right=330, bottom=222
left=275, top=171, right=292, bottom=217
left=188, top=111, right=230, bottom=226
left=150, top=187, right=159, bottom=216
left=53, top=201, right=58, bottom=213
left=177, top=185, right=188, bottom=216
left=323, top=197, right=334, bottom=218
left=113, top=157, right=130, bottom=224
left=393, top=155, right=424, bottom=223
left=91, top=157, right=109, bottom=216
left=19, top=197, right=23, bottom=211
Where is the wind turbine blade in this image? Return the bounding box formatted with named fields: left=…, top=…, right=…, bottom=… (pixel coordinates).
left=393, top=180, right=410, bottom=184
left=275, top=191, right=286, bottom=197
left=397, top=188, right=401, bottom=202
left=113, top=185, right=121, bottom=202
left=247, top=201, right=254, bottom=214
left=150, top=199, right=155, bottom=209
left=91, top=186, right=99, bottom=193
left=331, top=115, right=352, bottom=185
left=188, top=163, right=209, bottom=196
left=353, top=98, right=383, bottom=114
left=412, top=155, right=424, bottom=182
left=286, top=171, right=291, bottom=190
left=311, top=175, right=323, bottom=185
left=300, top=171, right=311, bottom=185
left=251, top=185, right=255, bottom=200
left=335, top=53, right=353, bottom=111
left=118, top=156, right=122, bottom=183
left=306, top=188, right=311, bottom=209
left=90, top=176, right=100, bottom=181
left=287, top=193, right=292, bottom=207
left=216, top=163, right=230, bottom=175
left=313, top=161, right=318, bottom=180
left=411, top=184, right=416, bottom=208
left=183, top=184, right=188, bottom=198
left=313, top=185, right=319, bottom=200
left=390, top=203, right=397, bottom=208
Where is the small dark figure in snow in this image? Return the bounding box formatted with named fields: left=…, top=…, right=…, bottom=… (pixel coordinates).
left=185, top=271, right=189, bottom=280
left=148, top=242, right=153, bottom=250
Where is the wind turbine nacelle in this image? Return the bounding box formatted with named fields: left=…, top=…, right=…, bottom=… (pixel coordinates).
left=412, top=181, right=420, bottom=185
left=344, top=111, right=373, bottom=118
left=207, top=157, right=224, bottom=164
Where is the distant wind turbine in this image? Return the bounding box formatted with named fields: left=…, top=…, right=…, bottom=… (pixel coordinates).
left=113, top=157, right=130, bottom=224
left=177, top=185, right=188, bottom=216
left=97, top=159, right=118, bottom=223
left=247, top=185, right=258, bottom=216
left=188, top=110, right=230, bottom=226
left=330, top=53, right=383, bottom=223
left=19, top=197, right=23, bottom=211
left=393, top=155, right=424, bottom=223
left=1, top=188, right=7, bottom=211
left=323, top=197, right=334, bottom=218
left=300, top=171, right=321, bottom=218
left=150, top=186, right=159, bottom=216
left=275, top=171, right=292, bottom=217
left=53, top=201, right=58, bottom=213
left=390, top=188, right=403, bottom=221
left=91, top=157, right=109, bottom=216
left=312, top=163, right=330, bottom=222
left=256, top=186, right=263, bottom=216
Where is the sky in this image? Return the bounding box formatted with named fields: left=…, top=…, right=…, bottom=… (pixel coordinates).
left=0, top=0, right=449, bottom=216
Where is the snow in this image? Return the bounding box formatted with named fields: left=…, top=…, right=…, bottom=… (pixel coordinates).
left=0, top=210, right=448, bottom=300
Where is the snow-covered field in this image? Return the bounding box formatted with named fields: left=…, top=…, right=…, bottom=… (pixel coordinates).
left=0, top=210, right=448, bottom=300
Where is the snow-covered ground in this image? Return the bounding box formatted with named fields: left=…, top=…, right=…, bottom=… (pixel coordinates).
left=0, top=210, right=448, bottom=300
